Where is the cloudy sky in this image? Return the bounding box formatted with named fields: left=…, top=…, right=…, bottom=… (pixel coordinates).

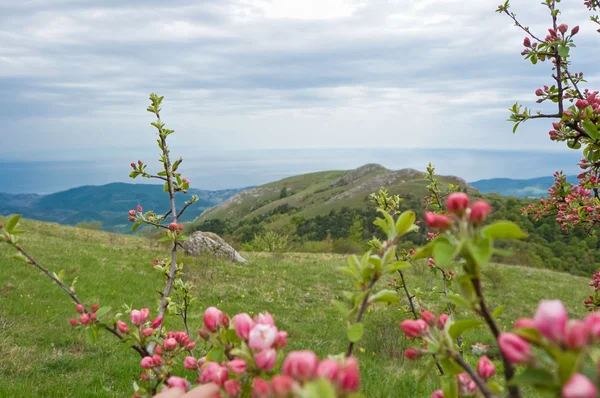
left=1, top=0, right=599, bottom=162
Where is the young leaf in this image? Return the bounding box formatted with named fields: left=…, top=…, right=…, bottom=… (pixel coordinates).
left=303, top=379, right=337, bottom=398
left=206, top=346, right=225, bottom=363
left=439, top=358, right=464, bottom=375
left=384, top=261, right=411, bottom=273
left=347, top=323, right=364, bottom=343
left=441, top=374, right=459, bottom=398
left=433, top=237, right=458, bottom=267
left=447, top=294, right=472, bottom=309
left=582, top=120, right=599, bottom=140
left=5, top=214, right=21, bottom=233
left=482, top=221, right=528, bottom=240
left=368, top=290, right=400, bottom=305
left=448, top=319, right=483, bottom=339
left=492, top=305, right=504, bottom=319
left=395, top=211, right=416, bottom=237
left=95, top=306, right=112, bottom=318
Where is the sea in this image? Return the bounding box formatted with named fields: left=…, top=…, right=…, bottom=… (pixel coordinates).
left=0, top=148, right=583, bottom=194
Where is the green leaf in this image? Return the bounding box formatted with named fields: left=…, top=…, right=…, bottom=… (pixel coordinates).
left=558, top=45, right=569, bottom=58
left=509, top=368, right=559, bottom=391
left=384, top=261, right=411, bottom=273
left=132, top=223, right=141, bottom=233
left=448, top=319, right=483, bottom=339
left=332, top=300, right=349, bottom=317
left=531, top=54, right=538, bottom=64
left=412, top=241, right=434, bottom=261
left=5, top=214, right=21, bottom=233
left=12, top=252, right=28, bottom=263
left=447, top=294, right=472, bottom=309
left=157, top=236, right=172, bottom=243
left=557, top=351, right=580, bottom=384
left=482, top=221, right=528, bottom=240
left=395, top=211, right=416, bottom=237
left=206, top=346, right=224, bottom=363
left=347, top=323, right=364, bottom=343
left=441, top=374, right=459, bottom=398
left=368, top=290, right=399, bottom=305
left=439, top=358, right=464, bottom=375
left=468, top=238, right=491, bottom=266
left=433, top=237, right=457, bottom=267
left=85, top=327, right=98, bottom=345
left=303, top=379, right=337, bottom=398
left=95, top=306, right=111, bottom=318
left=583, top=120, right=599, bottom=140
left=492, top=305, right=504, bottom=319
left=513, top=327, right=543, bottom=345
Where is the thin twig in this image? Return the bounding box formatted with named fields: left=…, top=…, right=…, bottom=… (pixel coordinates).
left=346, top=276, right=378, bottom=357
left=502, top=10, right=544, bottom=42
left=176, top=201, right=194, bottom=220
left=453, top=352, right=495, bottom=398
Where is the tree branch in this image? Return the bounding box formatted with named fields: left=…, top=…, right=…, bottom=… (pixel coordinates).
left=346, top=276, right=378, bottom=357
left=176, top=201, right=194, bottom=220
left=502, top=10, right=544, bottom=42
left=452, top=352, right=495, bottom=398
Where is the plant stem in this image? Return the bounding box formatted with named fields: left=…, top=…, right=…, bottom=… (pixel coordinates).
left=346, top=276, right=378, bottom=357
left=453, top=352, right=495, bottom=398
left=10, top=243, right=148, bottom=357
left=472, top=277, right=521, bottom=398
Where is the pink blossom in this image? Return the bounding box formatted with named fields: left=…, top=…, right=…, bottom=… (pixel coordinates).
left=233, top=313, right=254, bottom=340
left=565, top=320, right=588, bottom=349
left=254, top=349, right=277, bottom=371
left=150, top=316, right=163, bottom=329
left=69, top=319, right=78, bottom=326
left=163, top=337, right=178, bottom=351
left=562, top=374, right=597, bottom=398
left=137, top=205, right=142, bottom=212
left=142, top=328, right=153, bottom=337
left=420, top=310, right=436, bottom=326
left=271, top=375, right=296, bottom=397
left=252, top=378, right=271, bottom=397
left=130, top=309, right=149, bottom=326
left=91, top=304, right=99, bottom=313
left=399, top=319, right=428, bottom=338
left=446, top=193, right=470, bottom=214
left=275, top=331, right=288, bottom=349
left=424, top=212, right=451, bottom=230
left=458, top=373, right=477, bottom=395
left=469, top=200, right=491, bottom=224
left=498, top=333, right=531, bottom=364
left=404, top=348, right=421, bottom=360
left=184, top=356, right=198, bottom=370
left=76, top=304, right=85, bottom=314
left=437, top=314, right=448, bottom=330
left=80, top=313, right=90, bottom=324
left=430, top=390, right=444, bottom=398
left=227, top=359, right=246, bottom=375
left=514, top=318, right=535, bottom=329
left=557, top=24, right=568, bottom=34
left=117, top=320, right=129, bottom=333
left=282, top=350, right=319, bottom=380
left=533, top=300, right=567, bottom=342
left=254, top=312, right=275, bottom=326
left=477, top=356, right=496, bottom=380
left=248, top=323, right=278, bottom=350
left=572, top=26, right=580, bottom=35
left=316, top=359, right=339, bottom=381
left=203, top=307, right=223, bottom=332
left=224, top=379, right=241, bottom=397
left=337, top=356, right=360, bottom=393
left=140, top=356, right=154, bottom=369
left=167, top=376, right=188, bottom=391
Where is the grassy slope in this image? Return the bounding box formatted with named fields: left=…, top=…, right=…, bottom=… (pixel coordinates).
left=0, top=219, right=591, bottom=397
left=196, top=165, right=470, bottom=228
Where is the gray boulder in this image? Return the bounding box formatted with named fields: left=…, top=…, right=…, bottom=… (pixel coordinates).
left=181, top=231, right=247, bottom=264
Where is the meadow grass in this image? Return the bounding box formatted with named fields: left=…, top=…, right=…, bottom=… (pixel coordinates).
left=0, top=218, right=591, bottom=397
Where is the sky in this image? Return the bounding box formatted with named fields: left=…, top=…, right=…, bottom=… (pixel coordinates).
left=1, top=0, right=599, bottom=162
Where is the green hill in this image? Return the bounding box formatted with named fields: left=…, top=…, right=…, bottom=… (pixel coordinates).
left=0, top=183, right=245, bottom=233
left=0, top=217, right=592, bottom=397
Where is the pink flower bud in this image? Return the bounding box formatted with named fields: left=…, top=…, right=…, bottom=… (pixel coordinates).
left=562, top=374, right=597, bottom=398
left=498, top=333, right=531, bottom=364
left=420, top=310, right=436, bottom=326
left=572, top=26, right=580, bottom=35
left=212, top=365, right=228, bottom=386
left=221, top=314, right=230, bottom=327
left=566, top=320, right=588, bottom=349
left=446, top=193, right=470, bottom=214
left=90, top=313, right=97, bottom=321
left=69, top=319, right=78, bottom=326
left=271, top=375, right=296, bottom=397
left=137, top=205, right=142, bottom=212
left=155, top=346, right=162, bottom=355
left=184, top=356, right=198, bottom=370
left=514, top=318, right=535, bottom=329
left=198, top=329, right=210, bottom=340
left=169, top=222, right=178, bottom=231
left=425, top=212, right=452, bottom=230
left=164, top=337, right=178, bottom=351
left=203, top=307, right=223, bottom=332
left=585, top=313, right=600, bottom=338
left=316, top=358, right=339, bottom=381
left=130, top=309, right=149, bottom=326
left=117, top=320, right=129, bottom=334
left=130, top=162, right=136, bottom=169
left=576, top=99, right=589, bottom=109
left=399, top=319, right=428, bottom=338
left=469, top=200, right=491, bottom=224
left=558, top=24, right=568, bottom=34
left=167, top=376, right=188, bottom=391
left=254, top=349, right=277, bottom=371
left=254, top=312, right=275, bottom=326
left=152, top=354, right=162, bottom=365
left=275, top=331, right=288, bottom=349
left=128, top=210, right=136, bottom=217
left=337, top=356, right=360, bottom=393
left=140, top=356, right=154, bottom=369
left=533, top=300, right=567, bottom=342
left=142, top=328, right=153, bottom=337
left=252, top=378, right=271, bottom=397
left=80, top=313, right=90, bottom=324
left=91, top=304, right=99, bottom=313
left=233, top=313, right=254, bottom=340
left=224, top=379, right=241, bottom=397
left=535, top=88, right=544, bottom=96
left=477, top=356, right=495, bottom=380
left=404, top=348, right=421, bottom=360
left=249, top=324, right=278, bottom=350
left=76, top=304, right=85, bottom=314
left=430, top=390, right=444, bottom=398
left=227, top=359, right=247, bottom=375
left=282, top=350, right=319, bottom=380
left=437, top=314, right=449, bottom=330
left=523, top=37, right=531, bottom=47
left=458, top=373, right=477, bottom=395
left=150, top=316, right=163, bottom=329
left=185, top=342, right=196, bottom=350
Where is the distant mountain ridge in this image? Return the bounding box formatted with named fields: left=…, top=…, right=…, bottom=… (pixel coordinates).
left=0, top=183, right=247, bottom=233
left=469, top=175, right=578, bottom=198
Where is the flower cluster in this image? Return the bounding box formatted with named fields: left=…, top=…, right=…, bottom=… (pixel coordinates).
left=70, top=302, right=101, bottom=326
left=424, top=193, right=491, bottom=232
left=584, top=271, right=600, bottom=311
left=498, top=300, right=599, bottom=397
left=132, top=307, right=361, bottom=397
